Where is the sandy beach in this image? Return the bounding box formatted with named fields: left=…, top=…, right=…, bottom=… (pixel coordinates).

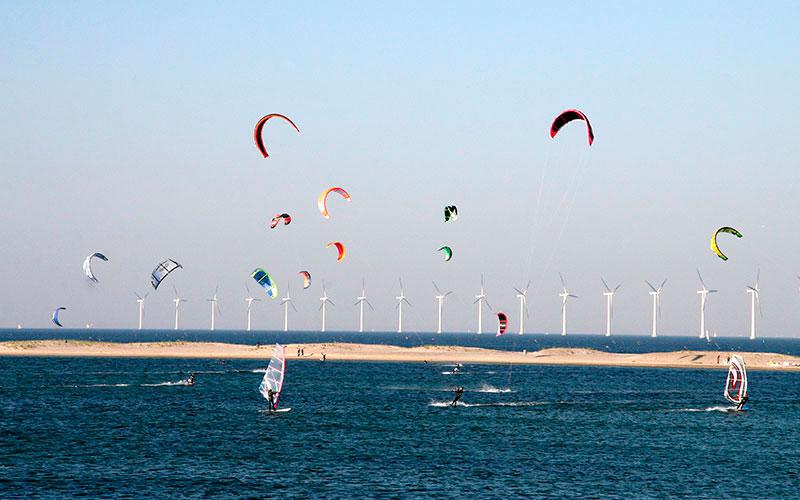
left=2, top=340, right=800, bottom=371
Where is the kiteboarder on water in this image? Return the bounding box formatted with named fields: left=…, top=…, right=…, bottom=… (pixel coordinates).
left=186, top=373, right=196, bottom=386
left=451, top=387, right=464, bottom=406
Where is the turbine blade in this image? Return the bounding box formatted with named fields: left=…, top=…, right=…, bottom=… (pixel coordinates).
left=569, top=294, right=578, bottom=299
left=660, top=278, right=668, bottom=290
left=328, top=299, right=336, bottom=307
left=433, top=281, right=442, bottom=295
left=366, top=300, right=375, bottom=311
left=525, top=280, right=531, bottom=293
left=484, top=299, right=493, bottom=311
left=601, top=278, right=611, bottom=293
left=614, top=284, right=621, bottom=292
left=513, top=287, right=524, bottom=296
left=559, top=272, right=567, bottom=288
left=403, top=298, right=411, bottom=307
left=756, top=269, right=760, bottom=288
left=645, top=280, right=657, bottom=293
left=291, top=302, right=298, bottom=313
left=444, top=291, right=453, bottom=297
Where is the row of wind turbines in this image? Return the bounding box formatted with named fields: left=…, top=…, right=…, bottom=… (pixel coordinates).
left=131, top=270, right=763, bottom=338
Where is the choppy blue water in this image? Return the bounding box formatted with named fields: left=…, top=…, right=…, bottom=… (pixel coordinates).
left=4, top=328, right=800, bottom=355
left=2, top=352, right=800, bottom=498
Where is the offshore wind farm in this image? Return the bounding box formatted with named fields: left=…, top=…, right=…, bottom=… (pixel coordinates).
left=2, top=2, right=800, bottom=498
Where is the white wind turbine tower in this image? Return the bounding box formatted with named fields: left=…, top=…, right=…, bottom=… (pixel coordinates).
left=646, top=279, right=667, bottom=338
left=746, top=270, right=761, bottom=340
left=319, top=283, right=334, bottom=333
left=172, top=286, right=187, bottom=330
left=244, top=284, right=261, bottom=332
left=514, top=281, right=531, bottom=335
left=207, top=286, right=220, bottom=331
left=601, top=278, right=621, bottom=337
left=135, top=292, right=149, bottom=330
left=433, top=281, right=453, bottom=334
left=473, top=274, right=492, bottom=334
left=354, top=279, right=374, bottom=333
left=696, top=270, right=717, bottom=339
left=280, top=282, right=297, bottom=332
left=396, top=278, right=411, bottom=333
left=559, top=273, right=578, bottom=336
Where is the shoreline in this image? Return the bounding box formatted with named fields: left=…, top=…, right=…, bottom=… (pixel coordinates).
left=2, top=340, right=800, bottom=371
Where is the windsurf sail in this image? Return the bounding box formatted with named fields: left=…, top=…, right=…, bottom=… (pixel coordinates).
left=259, top=343, right=286, bottom=410
left=724, top=355, right=748, bottom=406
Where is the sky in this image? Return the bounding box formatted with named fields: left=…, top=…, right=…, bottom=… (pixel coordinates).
left=1, top=1, right=799, bottom=336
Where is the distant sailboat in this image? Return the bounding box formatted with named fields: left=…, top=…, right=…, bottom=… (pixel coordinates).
left=724, top=355, right=748, bottom=410
left=259, top=343, right=291, bottom=413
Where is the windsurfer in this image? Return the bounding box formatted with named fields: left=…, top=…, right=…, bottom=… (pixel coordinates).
left=736, top=395, right=749, bottom=411
left=451, top=387, right=464, bottom=406
left=267, top=388, right=276, bottom=412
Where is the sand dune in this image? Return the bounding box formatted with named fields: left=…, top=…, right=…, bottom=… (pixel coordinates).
left=2, top=340, right=800, bottom=371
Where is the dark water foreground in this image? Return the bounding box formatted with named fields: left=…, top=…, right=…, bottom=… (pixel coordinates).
left=1, top=356, right=799, bottom=498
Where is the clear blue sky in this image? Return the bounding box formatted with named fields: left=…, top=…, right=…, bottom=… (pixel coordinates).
left=1, top=2, right=799, bottom=335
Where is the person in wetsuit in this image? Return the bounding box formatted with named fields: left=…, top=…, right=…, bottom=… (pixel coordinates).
left=266, top=388, right=277, bottom=412
left=451, top=387, right=464, bottom=406
left=186, top=373, right=196, bottom=386
left=736, top=394, right=749, bottom=411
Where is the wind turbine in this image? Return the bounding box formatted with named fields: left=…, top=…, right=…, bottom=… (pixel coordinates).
left=433, top=281, right=453, bottom=334
left=396, top=278, right=411, bottom=333
left=513, top=280, right=531, bottom=335
left=207, top=286, right=220, bottom=331
left=172, top=286, right=187, bottom=330
left=354, top=279, right=374, bottom=333
left=559, top=273, right=578, bottom=336
left=696, top=270, right=717, bottom=339
left=473, top=274, right=492, bottom=334
left=280, top=282, right=297, bottom=332
left=135, top=292, right=148, bottom=330
left=244, top=283, right=261, bottom=332
left=746, top=270, right=761, bottom=340
left=320, top=283, right=334, bottom=332
left=646, top=279, right=667, bottom=338
left=601, top=278, right=621, bottom=337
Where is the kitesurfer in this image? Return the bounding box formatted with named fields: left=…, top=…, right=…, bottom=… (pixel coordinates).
left=451, top=387, right=464, bottom=406
left=187, top=373, right=196, bottom=386
left=453, top=363, right=462, bottom=373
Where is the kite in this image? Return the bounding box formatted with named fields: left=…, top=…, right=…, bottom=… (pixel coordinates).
left=151, top=259, right=182, bottom=290
left=317, top=187, right=351, bottom=219
left=254, top=114, right=300, bottom=158
left=550, top=109, right=594, bottom=145
left=327, top=241, right=346, bottom=262
left=252, top=268, right=279, bottom=298
left=270, top=213, right=292, bottom=229
left=83, top=252, right=109, bottom=283
left=52, top=307, right=66, bottom=327
left=298, top=271, right=312, bottom=289
left=711, top=227, right=743, bottom=261
left=496, top=312, right=508, bottom=336
left=438, top=246, right=453, bottom=262
left=444, top=206, right=458, bottom=222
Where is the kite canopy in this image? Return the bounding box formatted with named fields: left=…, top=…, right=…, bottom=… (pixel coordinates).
left=550, top=109, right=594, bottom=145
left=317, top=187, right=351, bottom=219
left=253, top=114, right=300, bottom=158
left=52, top=307, right=66, bottom=327
left=298, top=271, right=312, bottom=289
left=151, top=259, right=182, bottom=290
left=711, top=227, right=743, bottom=261
left=252, top=268, right=278, bottom=298
left=724, top=355, right=748, bottom=406
left=444, top=206, right=458, bottom=222
left=327, top=241, right=346, bottom=262
left=496, top=312, right=508, bottom=336
left=259, top=343, right=287, bottom=410
left=437, top=246, right=453, bottom=262
left=83, top=252, right=109, bottom=283
left=270, top=213, right=292, bottom=229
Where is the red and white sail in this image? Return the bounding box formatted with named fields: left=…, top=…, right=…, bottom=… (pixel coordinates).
left=723, top=355, right=748, bottom=406
left=259, top=343, right=286, bottom=409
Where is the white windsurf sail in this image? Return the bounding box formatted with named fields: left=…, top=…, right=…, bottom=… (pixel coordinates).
left=259, top=343, right=286, bottom=409
left=723, top=355, right=748, bottom=406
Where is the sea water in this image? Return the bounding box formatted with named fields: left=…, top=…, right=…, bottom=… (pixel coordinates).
left=2, top=345, right=799, bottom=497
